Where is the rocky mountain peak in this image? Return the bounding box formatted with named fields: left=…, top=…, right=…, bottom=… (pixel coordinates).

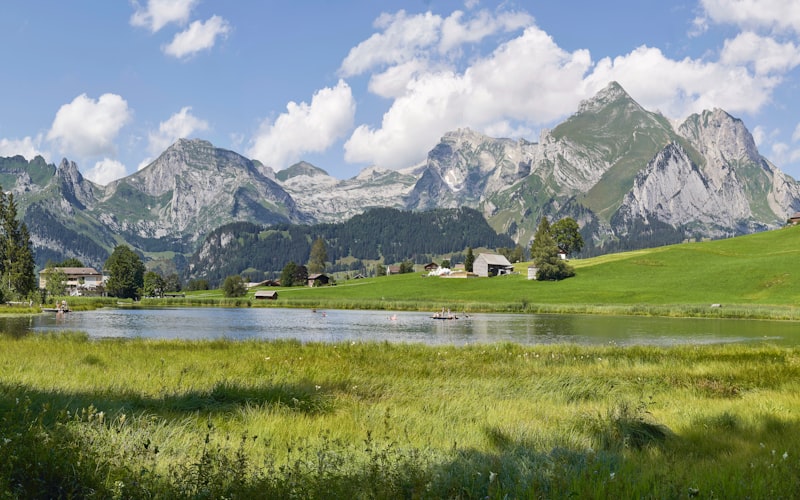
left=678, top=108, right=760, bottom=167
left=275, top=161, right=329, bottom=182
left=577, top=81, right=636, bottom=114
left=56, top=158, right=95, bottom=209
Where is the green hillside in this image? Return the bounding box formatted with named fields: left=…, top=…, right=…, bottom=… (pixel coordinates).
left=264, top=225, right=800, bottom=317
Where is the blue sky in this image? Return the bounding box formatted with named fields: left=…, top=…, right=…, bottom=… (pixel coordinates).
left=2, top=0, right=800, bottom=184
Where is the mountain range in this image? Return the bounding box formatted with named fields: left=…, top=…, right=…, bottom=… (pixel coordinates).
left=3, top=81, right=799, bottom=274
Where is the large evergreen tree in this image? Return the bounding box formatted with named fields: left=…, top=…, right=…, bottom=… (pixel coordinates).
left=308, top=237, right=327, bottom=274
left=530, top=217, right=575, bottom=281
left=0, top=191, right=36, bottom=299
left=464, top=247, right=475, bottom=272
left=104, top=245, right=145, bottom=299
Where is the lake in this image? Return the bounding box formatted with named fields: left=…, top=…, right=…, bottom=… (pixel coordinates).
left=2, top=307, right=797, bottom=346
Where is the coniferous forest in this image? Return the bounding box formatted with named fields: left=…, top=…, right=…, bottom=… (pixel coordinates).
left=187, top=207, right=514, bottom=286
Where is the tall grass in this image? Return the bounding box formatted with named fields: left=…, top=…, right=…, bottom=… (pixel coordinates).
left=1, top=335, right=799, bottom=497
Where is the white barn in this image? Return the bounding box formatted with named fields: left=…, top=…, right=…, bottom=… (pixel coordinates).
left=473, top=253, right=514, bottom=277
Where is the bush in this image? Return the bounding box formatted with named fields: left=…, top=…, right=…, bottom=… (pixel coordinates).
left=222, top=275, right=247, bottom=298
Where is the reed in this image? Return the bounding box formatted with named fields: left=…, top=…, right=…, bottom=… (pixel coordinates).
left=1, top=336, right=798, bottom=497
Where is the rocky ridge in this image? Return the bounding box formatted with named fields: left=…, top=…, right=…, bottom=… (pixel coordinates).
left=4, top=81, right=800, bottom=271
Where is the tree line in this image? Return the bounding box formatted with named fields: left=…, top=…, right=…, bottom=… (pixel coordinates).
left=186, top=207, right=515, bottom=286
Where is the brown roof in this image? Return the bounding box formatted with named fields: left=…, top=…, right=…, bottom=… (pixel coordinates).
left=40, top=267, right=101, bottom=276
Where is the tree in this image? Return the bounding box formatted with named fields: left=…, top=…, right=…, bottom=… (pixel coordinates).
left=464, top=247, right=475, bottom=272
left=44, top=266, right=68, bottom=297
left=104, top=245, right=145, bottom=299
left=164, top=273, right=182, bottom=293
left=551, top=217, right=584, bottom=257
left=530, top=217, right=574, bottom=281
left=185, top=278, right=209, bottom=291
left=308, top=237, right=328, bottom=274
left=1, top=192, right=36, bottom=299
left=399, top=260, right=415, bottom=274
left=222, top=275, right=247, bottom=297
left=281, top=261, right=298, bottom=287
left=440, top=259, right=451, bottom=269
left=292, top=264, right=309, bottom=286
left=59, top=257, right=85, bottom=267
left=143, top=271, right=166, bottom=298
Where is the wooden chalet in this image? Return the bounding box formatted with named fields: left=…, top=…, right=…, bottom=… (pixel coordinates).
left=307, top=273, right=330, bottom=287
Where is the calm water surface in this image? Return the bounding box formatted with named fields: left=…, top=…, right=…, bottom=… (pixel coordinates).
left=2, top=307, right=797, bottom=346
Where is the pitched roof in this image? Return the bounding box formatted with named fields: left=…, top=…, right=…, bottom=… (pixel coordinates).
left=40, top=267, right=101, bottom=275
left=476, top=253, right=512, bottom=266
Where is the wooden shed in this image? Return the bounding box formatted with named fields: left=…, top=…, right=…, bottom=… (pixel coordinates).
left=473, top=253, right=514, bottom=277
left=254, top=290, right=278, bottom=300
left=307, top=273, right=330, bottom=287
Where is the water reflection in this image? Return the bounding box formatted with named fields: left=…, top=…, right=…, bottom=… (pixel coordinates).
left=0, top=307, right=795, bottom=346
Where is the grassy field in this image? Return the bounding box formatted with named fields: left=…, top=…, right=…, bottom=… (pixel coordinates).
left=165, top=224, right=800, bottom=320
left=3, top=227, right=797, bottom=496
left=1, top=334, right=799, bottom=497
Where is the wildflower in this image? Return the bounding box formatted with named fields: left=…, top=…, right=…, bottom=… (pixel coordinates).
left=488, top=471, right=497, bottom=483
left=609, top=472, right=616, bottom=480
left=2, top=438, right=10, bottom=445
left=783, top=451, right=789, bottom=460
left=315, top=385, right=321, bottom=391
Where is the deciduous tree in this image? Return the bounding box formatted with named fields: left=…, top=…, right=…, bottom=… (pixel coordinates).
left=530, top=217, right=575, bottom=281
left=105, top=245, right=145, bottom=299
left=551, top=217, right=584, bottom=257
left=222, top=275, right=247, bottom=297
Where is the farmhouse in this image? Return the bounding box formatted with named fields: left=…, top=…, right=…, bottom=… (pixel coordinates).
left=38, top=267, right=106, bottom=295
left=473, top=253, right=514, bottom=277
left=788, top=212, right=800, bottom=225
left=307, top=273, right=330, bottom=287
left=423, top=262, right=440, bottom=272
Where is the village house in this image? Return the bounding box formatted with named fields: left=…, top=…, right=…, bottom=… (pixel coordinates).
left=38, top=267, right=106, bottom=295
left=423, top=262, right=440, bottom=272
left=254, top=290, right=278, bottom=300
left=307, top=273, right=330, bottom=287
left=473, top=253, right=514, bottom=277
left=788, top=212, right=800, bottom=225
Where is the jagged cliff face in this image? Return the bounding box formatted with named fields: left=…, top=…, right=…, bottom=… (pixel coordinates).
left=279, top=163, right=417, bottom=223
left=4, top=81, right=800, bottom=271
left=93, top=139, right=304, bottom=241
left=407, top=82, right=800, bottom=247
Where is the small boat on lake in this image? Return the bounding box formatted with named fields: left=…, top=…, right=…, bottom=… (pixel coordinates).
left=431, top=309, right=458, bottom=320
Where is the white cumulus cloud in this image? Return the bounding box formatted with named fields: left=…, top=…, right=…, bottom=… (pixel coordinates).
left=130, top=0, right=198, bottom=32
left=84, top=158, right=128, bottom=186
left=699, top=0, right=800, bottom=34
left=247, top=80, right=356, bottom=170
left=0, top=135, right=47, bottom=162
left=339, top=11, right=443, bottom=77
left=163, top=15, right=231, bottom=59
left=148, top=106, right=210, bottom=155
left=587, top=45, right=780, bottom=118
left=439, top=9, right=532, bottom=54
left=47, top=93, right=131, bottom=158
left=344, top=25, right=593, bottom=169
left=721, top=31, right=800, bottom=75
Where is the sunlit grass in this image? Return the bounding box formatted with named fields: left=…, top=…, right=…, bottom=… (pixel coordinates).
left=2, top=335, right=799, bottom=497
